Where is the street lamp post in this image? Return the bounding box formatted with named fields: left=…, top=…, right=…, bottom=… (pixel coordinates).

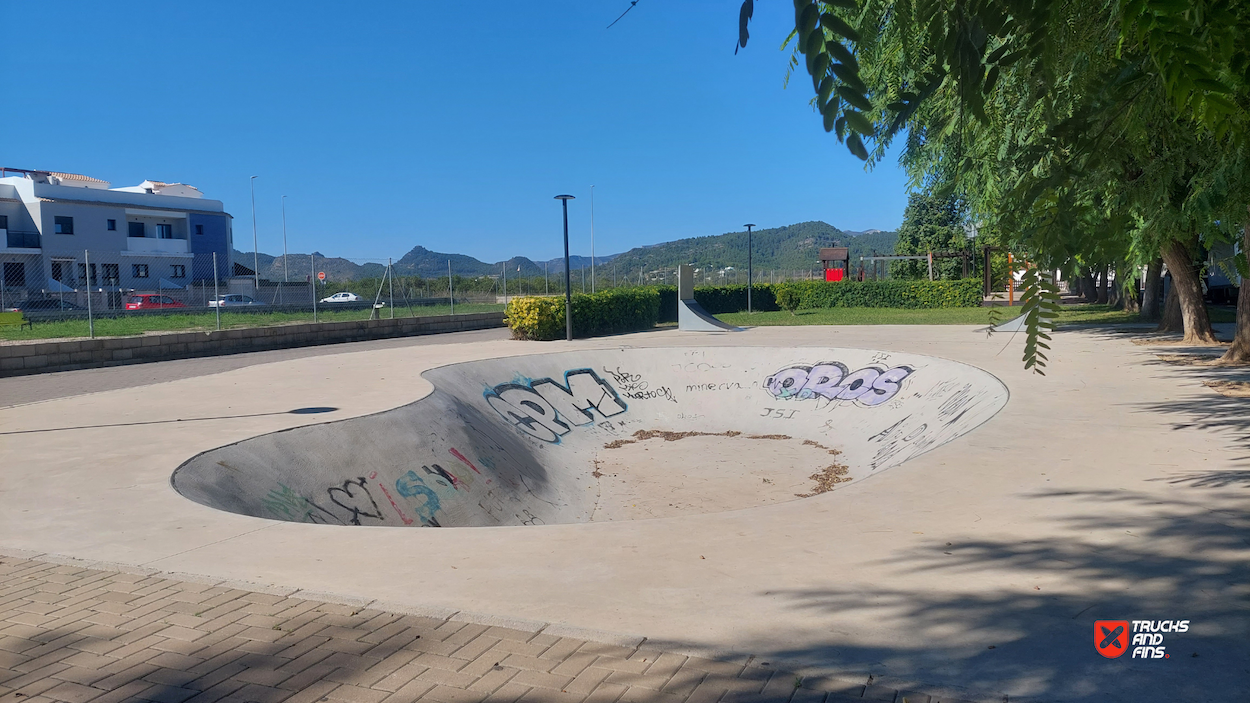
left=590, top=185, right=596, bottom=293
left=281, top=195, right=289, bottom=282
left=250, top=176, right=259, bottom=291
left=744, top=223, right=755, bottom=313
left=555, top=195, right=576, bottom=341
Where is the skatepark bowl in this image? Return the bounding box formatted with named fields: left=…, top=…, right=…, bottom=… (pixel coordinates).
left=172, top=347, right=1009, bottom=527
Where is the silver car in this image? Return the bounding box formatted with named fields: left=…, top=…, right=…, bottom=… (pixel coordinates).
left=209, top=294, right=266, bottom=308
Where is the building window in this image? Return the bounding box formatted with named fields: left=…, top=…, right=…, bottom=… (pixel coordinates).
left=107, top=219, right=116, bottom=231
left=2, top=262, right=24, bottom=287
left=0, top=215, right=8, bottom=229
left=51, top=260, right=75, bottom=285
left=101, top=263, right=119, bottom=286
left=171, top=264, right=186, bottom=278
left=132, top=264, right=149, bottom=279
left=195, top=224, right=204, bottom=235
left=156, top=223, right=173, bottom=239
left=78, top=263, right=98, bottom=287
left=128, top=222, right=145, bottom=238
left=54, top=216, right=74, bottom=234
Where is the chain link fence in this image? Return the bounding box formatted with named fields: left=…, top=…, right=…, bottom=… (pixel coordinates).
left=0, top=250, right=503, bottom=340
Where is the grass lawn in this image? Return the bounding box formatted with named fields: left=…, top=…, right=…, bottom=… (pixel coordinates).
left=0, top=303, right=505, bottom=342
left=717, top=304, right=1236, bottom=327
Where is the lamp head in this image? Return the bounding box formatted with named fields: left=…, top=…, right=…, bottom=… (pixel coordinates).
left=554, top=194, right=576, bottom=201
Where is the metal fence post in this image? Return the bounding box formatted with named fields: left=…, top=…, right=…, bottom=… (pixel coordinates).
left=213, top=252, right=221, bottom=331
left=84, top=250, right=95, bottom=339
left=448, top=260, right=454, bottom=315
left=311, top=254, right=318, bottom=323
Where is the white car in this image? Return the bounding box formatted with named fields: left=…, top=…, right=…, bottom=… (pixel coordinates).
left=208, top=294, right=266, bottom=308
left=319, top=291, right=362, bottom=303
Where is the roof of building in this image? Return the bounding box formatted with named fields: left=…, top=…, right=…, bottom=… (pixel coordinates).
left=46, top=171, right=109, bottom=184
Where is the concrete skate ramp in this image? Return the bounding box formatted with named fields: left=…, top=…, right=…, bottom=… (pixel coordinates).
left=172, top=347, right=1008, bottom=527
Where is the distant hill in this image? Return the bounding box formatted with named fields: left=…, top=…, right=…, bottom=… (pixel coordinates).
left=232, top=250, right=384, bottom=283
left=237, top=221, right=896, bottom=281
left=602, top=221, right=898, bottom=278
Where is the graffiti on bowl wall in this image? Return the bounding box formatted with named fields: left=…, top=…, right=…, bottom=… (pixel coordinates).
left=484, top=368, right=628, bottom=442
left=765, top=363, right=914, bottom=407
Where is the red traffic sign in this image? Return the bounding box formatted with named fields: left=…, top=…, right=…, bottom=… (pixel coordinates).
left=317, top=272, right=326, bottom=281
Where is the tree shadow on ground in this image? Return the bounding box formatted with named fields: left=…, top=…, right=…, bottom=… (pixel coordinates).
left=756, top=488, right=1250, bottom=703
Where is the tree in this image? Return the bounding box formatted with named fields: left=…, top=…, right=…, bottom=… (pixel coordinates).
left=738, top=0, right=1250, bottom=366
left=892, top=193, right=970, bottom=279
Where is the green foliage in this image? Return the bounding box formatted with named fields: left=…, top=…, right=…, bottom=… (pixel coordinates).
left=892, top=193, right=973, bottom=279
left=773, top=279, right=983, bottom=309
left=776, top=286, right=801, bottom=313
left=1016, top=268, right=1062, bottom=374
left=505, top=289, right=661, bottom=341
left=653, top=284, right=780, bottom=322
left=692, top=285, right=779, bottom=314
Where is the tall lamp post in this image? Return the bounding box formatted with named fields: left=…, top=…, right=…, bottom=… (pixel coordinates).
left=744, top=223, right=755, bottom=312
left=590, top=185, right=596, bottom=293
left=281, top=195, right=289, bottom=282
left=555, top=194, right=576, bottom=341
left=250, top=176, right=259, bottom=291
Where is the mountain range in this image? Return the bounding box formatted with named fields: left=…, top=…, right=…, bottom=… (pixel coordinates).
left=234, top=221, right=897, bottom=282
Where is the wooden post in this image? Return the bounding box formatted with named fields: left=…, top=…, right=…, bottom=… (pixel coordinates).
left=1008, top=252, right=1014, bottom=306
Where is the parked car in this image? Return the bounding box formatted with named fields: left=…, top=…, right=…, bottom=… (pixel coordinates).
left=208, top=294, right=266, bottom=308
left=125, top=294, right=187, bottom=310
left=7, top=298, right=86, bottom=312
left=319, top=291, right=362, bottom=303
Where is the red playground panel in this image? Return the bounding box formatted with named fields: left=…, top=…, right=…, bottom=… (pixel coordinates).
left=825, top=269, right=844, bottom=282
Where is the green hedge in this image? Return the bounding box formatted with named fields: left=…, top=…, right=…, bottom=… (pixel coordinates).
left=506, top=288, right=660, bottom=340
left=773, top=279, right=983, bottom=309
left=654, top=284, right=779, bottom=322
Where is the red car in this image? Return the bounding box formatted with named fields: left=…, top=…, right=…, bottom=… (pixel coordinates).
left=125, top=294, right=187, bottom=310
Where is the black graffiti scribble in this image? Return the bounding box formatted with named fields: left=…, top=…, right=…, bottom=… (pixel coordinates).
left=326, top=477, right=385, bottom=525
left=261, top=484, right=344, bottom=525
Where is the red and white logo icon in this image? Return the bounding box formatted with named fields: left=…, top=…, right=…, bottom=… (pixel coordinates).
left=1095, top=620, right=1130, bottom=658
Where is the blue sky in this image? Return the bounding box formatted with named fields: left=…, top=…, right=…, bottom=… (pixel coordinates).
left=3, top=2, right=909, bottom=263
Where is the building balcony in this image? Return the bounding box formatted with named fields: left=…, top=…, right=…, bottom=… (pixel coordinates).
left=126, top=237, right=189, bottom=255
left=1, top=229, right=41, bottom=251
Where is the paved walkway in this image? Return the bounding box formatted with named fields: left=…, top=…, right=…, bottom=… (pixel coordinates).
left=1, top=325, right=1246, bottom=702
left=0, top=555, right=961, bottom=703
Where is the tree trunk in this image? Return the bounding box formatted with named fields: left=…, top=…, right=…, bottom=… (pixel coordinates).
left=1159, top=237, right=1218, bottom=343
left=1096, top=264, right=1109, bottom=304
left=1082, top=267, right=1098, bottom=303
left=1140, top=258, right=1163, bottom=320
left=1219, top=213, right=1250, bottom=363
left=1157, top=281, right=1183, bottom=332
left=1118, top=264, right=1139, bottom=313
left=1108, top=264, right=1123, bottom=309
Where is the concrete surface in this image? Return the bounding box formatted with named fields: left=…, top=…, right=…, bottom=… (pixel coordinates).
left=0, top=325, right=1246, bottom=702
left=170, top=347, right=1006, bottom=527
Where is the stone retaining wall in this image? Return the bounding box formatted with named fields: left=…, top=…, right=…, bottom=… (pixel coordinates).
left=0, top=312, right=505, bottom=377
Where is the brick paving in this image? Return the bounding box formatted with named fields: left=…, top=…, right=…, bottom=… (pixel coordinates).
left=0, top=556, right=979, bottom=703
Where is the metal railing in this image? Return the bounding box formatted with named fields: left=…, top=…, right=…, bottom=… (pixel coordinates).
left=4, top=231, right=40, bottom=249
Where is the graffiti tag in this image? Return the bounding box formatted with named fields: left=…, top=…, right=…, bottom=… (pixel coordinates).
left=485, top=369, right=628, bottom=442
left=765, top=362, right=913, bottom=407
left=603, top=366, right=677, bottom=403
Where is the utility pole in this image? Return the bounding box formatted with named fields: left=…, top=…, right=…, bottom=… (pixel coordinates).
left=555, top=195, right=575, bottom=341
left=281, top=195, right=289, bottom=282
left=590, top=185, right=596, bottom=293
left=250, top=176, right=259, bottom=291
left=744, top=224, right=755, bottom=312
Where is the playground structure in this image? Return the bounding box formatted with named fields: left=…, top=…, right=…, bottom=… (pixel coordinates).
left=819, top=247, right=851, bottom=281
